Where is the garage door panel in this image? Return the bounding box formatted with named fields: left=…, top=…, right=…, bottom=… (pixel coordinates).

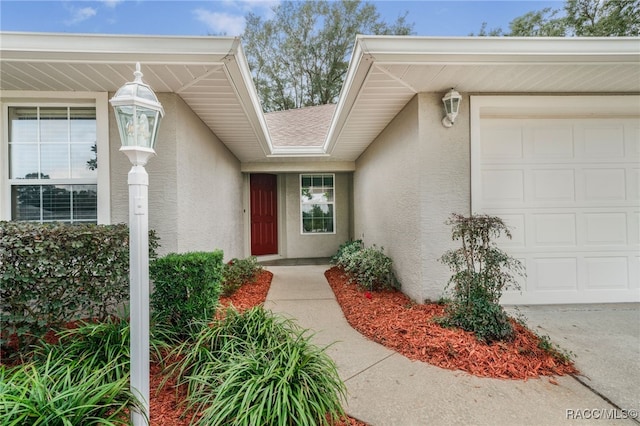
left=481, top=126, right=523, bottom=160
left=533, top=213, right=576, bottom=246
left=583, top=168, right=626, bottom=201
left=532, top=169, right=575, bottom=202
left=584, top=212, right=627, bottom=245
left=582, top=124, right=625, bottom=159
left=585, top=257, right=629, bottom=290
left=529, top=125, right=574, bottom=158
left=495, top=214, right=526, bottom=247
left=481, top=169, right=524, bottom=204
left=534, top=257, right=578, bottom=291
left=475, top=111, right=639, bottom=304
left=629, top=169, right=640, bottom=201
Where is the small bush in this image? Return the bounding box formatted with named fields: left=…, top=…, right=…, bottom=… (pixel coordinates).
left=168, top=307, right=346, bottom=426
left=0, top=221, right=158, bottom=359
left=330, top=239, right=363, bottom=265
left=150, top=251, right=223, bottom=336
left=439, top=213, right=525, bottom=343
left=332, top=240, right=398, bottom=291
left=221, top=256, right=264, bottom=296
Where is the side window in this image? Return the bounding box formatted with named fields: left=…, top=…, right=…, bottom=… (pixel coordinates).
left=7, top=106, right=98, bottom=223
left=300, top=174, right=335, bottom=234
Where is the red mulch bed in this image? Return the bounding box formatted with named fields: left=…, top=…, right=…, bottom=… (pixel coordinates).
left=325, top=266, right=578, bottom=381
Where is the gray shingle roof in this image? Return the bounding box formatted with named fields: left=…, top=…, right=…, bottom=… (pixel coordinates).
left=265, top=104, right=336, bottom=148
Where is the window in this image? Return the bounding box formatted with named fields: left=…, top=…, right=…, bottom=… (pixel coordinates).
left=7, top=106, right=98, bottom=223
left=300, top=174, right=335, bottom=234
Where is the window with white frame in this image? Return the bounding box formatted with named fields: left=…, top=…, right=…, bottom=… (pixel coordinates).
left=300, top=174, right=335, bottom=234
left=7, top=105, right=98, bottom=223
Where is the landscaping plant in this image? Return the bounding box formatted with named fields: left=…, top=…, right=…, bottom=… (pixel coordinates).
left=167, top=306, right=346, bottom=426
left=0, top=352, right=142, bottom=425
left=221, top=256, right=264, bottom=296
left=0, top=221, right=158, bottom=360
left=331, top=240, right=398, bottom=291
left=439, top=213, right=525, bottom=343
left=150, top=251, right=224, bottom=337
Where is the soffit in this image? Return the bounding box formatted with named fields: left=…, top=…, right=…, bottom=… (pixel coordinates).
left=0, top=32, right=271, bottom=162
left=327, top=36, right=640, bottom=162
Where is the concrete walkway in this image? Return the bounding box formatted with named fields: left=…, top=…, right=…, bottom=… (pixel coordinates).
left=264, top=264, right=639, bottom=426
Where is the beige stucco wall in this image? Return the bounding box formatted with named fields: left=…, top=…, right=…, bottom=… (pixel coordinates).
left=353, top=93, right=471, bottom=303
left=109, top=93, right=244, bottom=259
left=354, top=96, right=424, bottom=301
left=417, top=92, right=471, bottom=301
left=280, top=172, right=351, bottom=258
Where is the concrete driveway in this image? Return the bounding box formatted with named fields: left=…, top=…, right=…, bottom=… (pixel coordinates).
left=507, top=303, right=640, bottom=417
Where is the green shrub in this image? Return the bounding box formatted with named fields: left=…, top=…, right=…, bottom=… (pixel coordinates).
left=0, top=352, right=142, bottom=425
left=439, top=213, right=525, bottom=343
left=150, top=251, right=223, bottom=336
left=330, top=239, right=363, bottom=265
left=168, top=307, right=346, bottom=426
left=0, top=221, right=158, bottom=358
left=332, top=240, right=398, bottom=291
left=222, top=256, right=264, bottom=296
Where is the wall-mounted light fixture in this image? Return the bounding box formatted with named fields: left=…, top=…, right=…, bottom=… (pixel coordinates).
left=441, top=88, right=462, bottom=128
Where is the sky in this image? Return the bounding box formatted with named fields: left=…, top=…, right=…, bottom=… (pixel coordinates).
left=0, top=0, right=566, bottom=37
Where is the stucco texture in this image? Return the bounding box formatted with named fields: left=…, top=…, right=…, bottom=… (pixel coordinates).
left=109, top=93, right=244, bottom=259
left=354, top=93, right=471, bottom=303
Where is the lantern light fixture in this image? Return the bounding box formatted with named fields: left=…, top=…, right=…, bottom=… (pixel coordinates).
left=110, top=63, right=164, bottom=165
left=441, top=88, right=462, bottom=128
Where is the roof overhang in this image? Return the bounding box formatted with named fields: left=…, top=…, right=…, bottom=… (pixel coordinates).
left=0, top=31, right=273, bottom=162
left=1, top=33, right=639, bottom=166
left=325, top=36, right=640, bottom=161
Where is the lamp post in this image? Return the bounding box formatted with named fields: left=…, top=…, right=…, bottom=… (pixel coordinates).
left=110, top=63, right=164, bottom=426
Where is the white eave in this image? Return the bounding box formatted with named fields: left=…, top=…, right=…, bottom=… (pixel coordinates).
left=324, top=36, right=640, bottom=161
left=0, top=31, right=273, bottom=162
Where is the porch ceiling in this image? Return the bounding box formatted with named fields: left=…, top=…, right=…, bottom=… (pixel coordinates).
left=0, top=32, right=272, bottom=162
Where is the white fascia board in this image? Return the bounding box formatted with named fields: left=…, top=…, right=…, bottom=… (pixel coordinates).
left=0, top=31, right=238, bottom=64
left=323, top=38, right=375, bottom=155
left=222, top=40, right=274, bottom=156
left=356, top=35, right=640, bottom=64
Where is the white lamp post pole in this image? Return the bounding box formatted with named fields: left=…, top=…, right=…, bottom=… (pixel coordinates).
left=110, top=63, right=164, bottom=426
left=128, top=158, right=151, bottom=426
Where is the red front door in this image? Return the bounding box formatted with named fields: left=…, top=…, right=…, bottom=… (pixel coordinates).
left=250, top=174, right=278, bottom=256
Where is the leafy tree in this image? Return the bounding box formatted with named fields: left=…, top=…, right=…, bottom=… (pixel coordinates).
left=474, top=0, right=639, bottom=37
left=563, top=0, right=640, bottom=36
left=508, top=7, right=567, bottom=36
left=243, top=0, right=413, bottom=112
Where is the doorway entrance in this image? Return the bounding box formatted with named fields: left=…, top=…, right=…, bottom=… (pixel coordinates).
left=250, top=173, right=278, bottom=256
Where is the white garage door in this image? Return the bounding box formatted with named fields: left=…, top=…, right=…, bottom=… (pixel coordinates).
left=472, top=97, right=640, bottom=304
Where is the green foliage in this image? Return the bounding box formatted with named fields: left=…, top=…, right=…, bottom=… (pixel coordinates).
left=150, top=251, right=224, bottom=336
left=330, top=239, right=363, bottom=265
left=168, top=307, right=346, bottom=426
left=474, top=0, right=639, bottom=37
left=0, top=221, right=159, bottom=358
left=243, top=0, right=414, bottom=111
left=0, top=352, right=142, bottom=425
left=439, top=214, right=525, bottom=343
left=221, top=256, right=264, bottom=297
left=332, top=240, right=398, bottom=291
